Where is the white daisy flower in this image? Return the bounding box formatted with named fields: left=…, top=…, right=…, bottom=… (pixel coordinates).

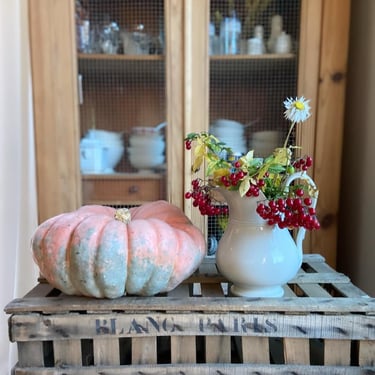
left=283, top=96, right=311, bottom=123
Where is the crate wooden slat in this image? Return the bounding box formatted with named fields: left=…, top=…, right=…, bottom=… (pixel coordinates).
left=9, top=364, right=375, bottom=375
left=5, top=254, right=375, bottom=374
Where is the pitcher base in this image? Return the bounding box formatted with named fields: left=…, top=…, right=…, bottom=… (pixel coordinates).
left=230, top=284, right=285, bottom=298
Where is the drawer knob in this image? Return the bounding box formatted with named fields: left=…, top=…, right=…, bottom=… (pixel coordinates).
left=128, top=185, right=139, bottom=194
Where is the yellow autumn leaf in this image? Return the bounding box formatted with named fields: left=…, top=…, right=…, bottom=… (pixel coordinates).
left=241, top=150, right=255, bottom=164
left=273, top=147, right=291, bottom=165
left=192, top=154, right=204, bottom=173
left=194, top=143, right=206, bottom=157
left=239, top=177, right=251, bottom=197
left=213, top=168, right=230, bottom=179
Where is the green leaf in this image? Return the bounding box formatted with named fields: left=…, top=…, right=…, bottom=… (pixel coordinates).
left=268, top=164, right=286, bottom=174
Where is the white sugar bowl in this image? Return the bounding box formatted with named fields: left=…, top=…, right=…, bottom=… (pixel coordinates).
left=83, top=129, right=125, bottom=173
left=80, top=138, right=108, bottom=174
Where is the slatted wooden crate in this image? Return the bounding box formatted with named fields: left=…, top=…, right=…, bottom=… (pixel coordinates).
left=5, top=254, right=375, bottom=374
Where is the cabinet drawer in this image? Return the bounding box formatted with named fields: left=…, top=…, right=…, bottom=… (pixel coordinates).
left=82, top=173, right=165, bottom=205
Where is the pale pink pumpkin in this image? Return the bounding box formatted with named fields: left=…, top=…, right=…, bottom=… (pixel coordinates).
left=32, top=201, right=206, bottom=298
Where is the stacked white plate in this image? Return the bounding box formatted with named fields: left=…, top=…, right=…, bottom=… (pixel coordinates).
left=210, top=119, right=247, bottom=154
left=250, top=130, right=281, bottom=158
left=128, top=133, right=165, bottom=172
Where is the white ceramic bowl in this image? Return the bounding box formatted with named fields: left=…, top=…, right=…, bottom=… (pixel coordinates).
left=250, top=144, right=276, bottom=158
left=211, top=119, right=244, bottom=131
left=127, top=142, right=165, bottom=155
left=80, top=137, right=125, bottom=173
left=129, top=135, right=165, bottom=151
left=132, top=126, right=162, bottom=136
left=217, top=136, right=247, bottom=154
left=129, top=153, right=164, bottom=170
left=104, top=142, right=124, bottom=171
left=252, top=131, right=281, bottom=143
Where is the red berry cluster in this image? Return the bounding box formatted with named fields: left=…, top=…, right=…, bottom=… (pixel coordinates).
left=256, top=190, right=320, bottom=230
left=219, top=160, right=266, bottom=197
left=293, top=155, right=313, bottom=171
left=185, top=139, right=192, bottom=150
left=185, top=137, right=319, bottom=229
left=185, top=179, right=229, bottom=216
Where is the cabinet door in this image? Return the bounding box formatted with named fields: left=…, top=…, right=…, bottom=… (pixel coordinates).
left=30, top=0, right=186, bottom=222
left=77, top=0, right=184, bottom=208
left=184, top=0, right=350, bottom=266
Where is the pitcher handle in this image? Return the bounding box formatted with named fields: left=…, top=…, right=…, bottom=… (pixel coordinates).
left=284, top=171, right=319, bottom=254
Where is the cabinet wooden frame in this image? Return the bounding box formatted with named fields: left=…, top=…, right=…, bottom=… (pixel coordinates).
left=29, top=0, right=81, bottom=223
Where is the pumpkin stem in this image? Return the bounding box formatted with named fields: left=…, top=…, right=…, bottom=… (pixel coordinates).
left=114, top=208, right=131, bottom=224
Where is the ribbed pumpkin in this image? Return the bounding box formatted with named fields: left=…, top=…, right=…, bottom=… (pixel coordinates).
left=31, top=201, right=206, bottom=298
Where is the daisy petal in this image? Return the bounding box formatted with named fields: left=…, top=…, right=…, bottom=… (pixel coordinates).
left=283, top=96, right=311, bottom=123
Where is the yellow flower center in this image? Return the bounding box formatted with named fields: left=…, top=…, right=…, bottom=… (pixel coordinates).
left=294, top=101, right=305, bottom=110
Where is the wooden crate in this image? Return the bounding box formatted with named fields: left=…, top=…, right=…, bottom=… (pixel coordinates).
left=5, top=254, right=375, bottom=374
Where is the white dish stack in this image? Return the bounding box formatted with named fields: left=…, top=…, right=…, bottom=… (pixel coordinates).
left=128, top=127, right=165, bottom=172
left=210, top=119, right=246, bottom=155
left=250, top=131, right=281, bottom=158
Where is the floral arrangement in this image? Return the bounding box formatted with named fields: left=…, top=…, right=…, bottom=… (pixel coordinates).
left=184, top=96, right=320, bottom=231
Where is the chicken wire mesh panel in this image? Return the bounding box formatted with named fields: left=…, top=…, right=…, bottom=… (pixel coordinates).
left=207, top=0, right=301, bottom=253
left=76, top=0, right=166, bottom=207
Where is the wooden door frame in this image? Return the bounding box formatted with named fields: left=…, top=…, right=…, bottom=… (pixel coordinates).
left=29, top=0, right=81, bottom=224
left=298, top=0, right=351, bottom=266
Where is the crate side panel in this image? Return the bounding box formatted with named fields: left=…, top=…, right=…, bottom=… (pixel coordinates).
left=9, top=312, right=375, bottom=341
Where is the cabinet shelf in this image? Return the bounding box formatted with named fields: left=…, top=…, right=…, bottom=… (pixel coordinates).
left=81, top=172, right=165, bottom=180
left=78, top=52, right=294, bottom=61
left=78, top=53, right=295, bottom=78
left=78, top=53, right=165, bottom=80
left=210, top=53, right=296, bottom=78
left=210, top=53, right=295, bottom=60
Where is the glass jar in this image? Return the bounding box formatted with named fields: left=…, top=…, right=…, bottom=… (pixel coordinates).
left=220, top=14, right=241, bottom=55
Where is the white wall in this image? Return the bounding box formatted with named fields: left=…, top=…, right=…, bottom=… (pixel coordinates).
left=0, top=0, right=39, bottom=372
left=338, top=0, right=375, bottom=296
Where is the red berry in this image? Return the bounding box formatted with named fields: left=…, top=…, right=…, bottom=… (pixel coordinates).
left=304, top=197, right=312, bottom=206
left=296, top=188, right=304, bottom=197
left=286, top=198, right=294, bottom=207
left=308, top=207, right=316, bottom=215
left=305, top=156, right=313, bottom=167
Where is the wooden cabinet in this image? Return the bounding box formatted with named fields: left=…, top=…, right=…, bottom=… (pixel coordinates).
left=29, top=0, right=350, bottom=267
